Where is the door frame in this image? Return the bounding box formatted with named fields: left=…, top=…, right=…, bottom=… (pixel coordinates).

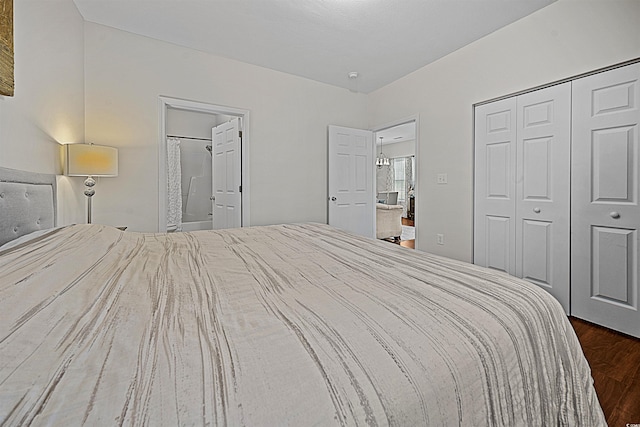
left=158, top=96, right=251, bottom=232
left=372, top=114, right=420, bottom=248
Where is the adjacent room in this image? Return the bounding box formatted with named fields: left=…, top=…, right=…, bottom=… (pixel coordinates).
left=375, top=121, right=416, bottom=249
left=1, top=0, right=639, bottom=424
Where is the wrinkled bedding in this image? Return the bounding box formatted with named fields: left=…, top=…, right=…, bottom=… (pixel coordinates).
left=0, top=223, right=604, bottom=425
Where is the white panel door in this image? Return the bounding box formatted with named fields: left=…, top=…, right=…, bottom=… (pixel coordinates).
left=572, top=63, right=640, bottom=338
left=212, top=118, right=242, bottom=229
left=515, top=83, right=571, bottom=312
left=328, top=125, right=375, bottom=238
left=474, top=97, right=517, bottom=275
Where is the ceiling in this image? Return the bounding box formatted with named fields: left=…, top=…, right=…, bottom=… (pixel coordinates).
left=73, top=0, right=555, bottom=94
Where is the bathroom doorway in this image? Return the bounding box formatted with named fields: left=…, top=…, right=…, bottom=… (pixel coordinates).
left=158, top=97, right=250, bottom=232
left=166, top=108, right=231, bottom=231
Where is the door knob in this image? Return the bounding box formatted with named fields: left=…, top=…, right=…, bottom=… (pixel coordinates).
left=533, top=207, right=541, bottom=213
left=330, top=196, right=337, bottom=201
left=610, top=211, right=620, bottom=219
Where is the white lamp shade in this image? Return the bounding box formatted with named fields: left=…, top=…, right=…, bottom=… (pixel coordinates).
left=65, top=144, right=118, bottom=177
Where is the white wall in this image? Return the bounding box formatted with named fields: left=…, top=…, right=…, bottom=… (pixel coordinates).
left=5, top=0, right=638, bottom=246
left=166, top=108, right=230, bottom=139
left=379, top=140, right=415, bottom=159
left=368, top=0, right=640, bottom=262
left=0, top=0, right=85, bottom=225
left=84, top=23, right=368, bottom=231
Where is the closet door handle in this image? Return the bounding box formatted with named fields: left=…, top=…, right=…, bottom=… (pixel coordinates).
left=610, top=211, right=620, bottom=219
left=330, top=196, right=337, bottom=202
left=533, top=207, right=541, bottom=213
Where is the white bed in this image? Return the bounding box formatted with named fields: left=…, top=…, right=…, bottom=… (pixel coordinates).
left=0, top=167, right=605, bottom=426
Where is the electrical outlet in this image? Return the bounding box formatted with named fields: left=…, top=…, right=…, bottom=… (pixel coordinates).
left=436, top=234, right=444, bottom=245
left=437, top=173, right=448, bottom=184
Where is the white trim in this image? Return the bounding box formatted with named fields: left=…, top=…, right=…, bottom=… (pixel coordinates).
left=372, top=114, right=420, bottom=248
left=474, top=57, right=640, bottom=107
left=158, top=96, right=251, bottom=232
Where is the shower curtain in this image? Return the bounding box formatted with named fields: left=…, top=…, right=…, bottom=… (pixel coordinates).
left=166, top=137, right=182, bottom=231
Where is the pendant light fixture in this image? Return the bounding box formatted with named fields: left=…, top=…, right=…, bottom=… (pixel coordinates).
left=376, top=136, right=390, bottom=167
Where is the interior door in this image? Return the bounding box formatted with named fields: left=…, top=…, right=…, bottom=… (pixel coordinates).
left=328, top=125, right=375, bottom=238
left=571, top=63, right=640, bottom=338
left=212, top=118, right=242, bottom=229
left=515, top=83, right=571, bottom=313
left=474, top=97, right=517, bottom=274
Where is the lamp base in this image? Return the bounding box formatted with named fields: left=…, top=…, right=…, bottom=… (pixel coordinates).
left=86, top=195, right=93, bottom=224
left=84, top=176, right=96, bottom=224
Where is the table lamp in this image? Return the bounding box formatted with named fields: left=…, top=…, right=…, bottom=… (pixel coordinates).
left=65, top=143, right=118, bottom=224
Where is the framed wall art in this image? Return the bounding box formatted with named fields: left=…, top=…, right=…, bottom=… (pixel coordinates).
left=0, top=0, right=13, bottom=97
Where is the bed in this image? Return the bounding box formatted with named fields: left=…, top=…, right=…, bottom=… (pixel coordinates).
left=0, top=167, right=605, bottom=426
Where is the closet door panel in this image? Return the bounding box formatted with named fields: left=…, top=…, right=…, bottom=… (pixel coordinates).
left=572, top=63, right=640, bottom=338
left=592, top=126, right=635, bottom=201
left=485, top=215, right=511, bottom=271
left=591, top=227, right=636, bottom=305
left=521, top=219, right=551, bottom=286
left=486, top=142, right=511, bottom=198
left=516, top=83, right=571, bottom=313
left=474, top=98, right=516, bottom=274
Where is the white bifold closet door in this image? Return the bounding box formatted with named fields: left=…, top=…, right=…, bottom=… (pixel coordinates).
left=474, top=97, right=517, bottom=275
left=475, top=83, right=571, bottom=313
left=571, top=63, right=640, bottom=338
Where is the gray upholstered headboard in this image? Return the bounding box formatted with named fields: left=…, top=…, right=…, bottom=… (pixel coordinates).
left=0, top=167, right=57, bottom=247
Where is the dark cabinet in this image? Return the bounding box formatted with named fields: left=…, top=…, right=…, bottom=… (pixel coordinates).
left=408, top=197, right=415, bottom=221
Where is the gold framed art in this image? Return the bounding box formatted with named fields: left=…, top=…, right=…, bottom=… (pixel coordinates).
left=0, top=0, right=13, bottom=97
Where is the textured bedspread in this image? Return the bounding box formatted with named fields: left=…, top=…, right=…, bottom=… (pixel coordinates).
left=0, top=223, right=604, bottom=426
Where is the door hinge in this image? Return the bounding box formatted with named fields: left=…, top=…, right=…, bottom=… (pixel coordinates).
left=239, top=185, right=242, bottom=193
left=239, top=130, right=243, bottom=138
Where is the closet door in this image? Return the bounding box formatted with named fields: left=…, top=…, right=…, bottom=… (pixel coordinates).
left=572, top=63, right=640, bottom=338
left=474, top=98, right=517, bottom=274
left=515, top=83, right=571, bottom=313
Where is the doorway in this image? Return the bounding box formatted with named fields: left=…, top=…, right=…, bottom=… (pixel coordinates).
left=158, top=96, right=250, bottom=232
left=374, top=119, right=418, bottom=249
left=167, top=108, right=232, bottom=232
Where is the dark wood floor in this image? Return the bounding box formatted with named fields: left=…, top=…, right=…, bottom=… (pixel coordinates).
left=383, top=227, right=638, bottom=424
left=569, top=317, right=640, bottom=426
